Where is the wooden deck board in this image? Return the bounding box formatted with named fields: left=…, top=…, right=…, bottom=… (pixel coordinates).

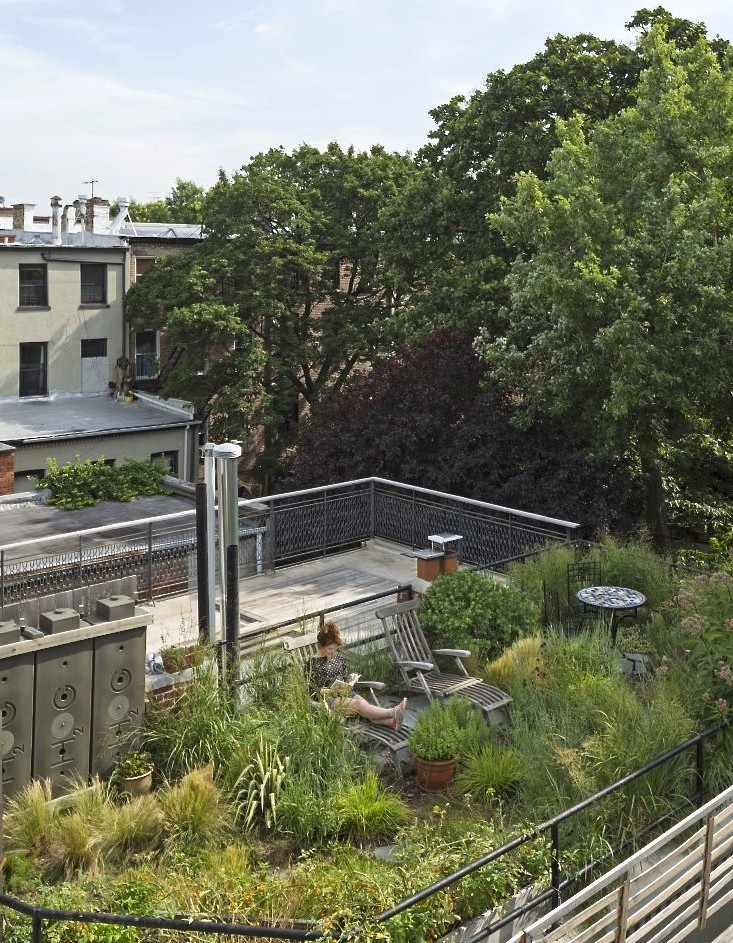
left=148, top=539, right=419, bottom=651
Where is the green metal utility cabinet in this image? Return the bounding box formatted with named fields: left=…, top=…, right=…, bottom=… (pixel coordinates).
left=0, top=596, right=151, bottom=799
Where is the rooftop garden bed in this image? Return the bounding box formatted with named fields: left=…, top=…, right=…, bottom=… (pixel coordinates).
left=3, top=536, right=733, bottom=942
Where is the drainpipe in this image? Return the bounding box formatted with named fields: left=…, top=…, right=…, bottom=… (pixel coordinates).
left=203, top=443, right=217, bottom=644
left=214, top=443, right=241, bottom=685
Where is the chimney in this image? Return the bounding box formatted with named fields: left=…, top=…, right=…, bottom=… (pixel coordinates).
left=50, top=196, right=62, bottom=245
left=77, top=195, right=88, bottom=232
left=90, top=197, right=111, bottom=233
left=12, top=203, right=36, bottom=231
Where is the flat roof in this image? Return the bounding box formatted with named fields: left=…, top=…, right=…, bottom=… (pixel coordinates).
left=0, top=493, right=195, bottom=549
left=0, top=394, right=196, bottom=444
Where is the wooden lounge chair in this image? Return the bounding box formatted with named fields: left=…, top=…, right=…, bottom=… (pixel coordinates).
left=375, top=598, right=512, bottom=726
left=282, top=632, right=412, bottom=778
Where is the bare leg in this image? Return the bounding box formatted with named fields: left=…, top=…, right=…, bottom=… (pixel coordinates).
left=336, top=695, right=406, bottom=728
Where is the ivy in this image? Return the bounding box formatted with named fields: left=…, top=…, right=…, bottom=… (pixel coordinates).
left=37, top=457, right=171, bottom=511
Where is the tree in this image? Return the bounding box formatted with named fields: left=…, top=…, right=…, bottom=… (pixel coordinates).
left=481, top=28, right=733, bottom=544
left=125, top=144, right=415, bottom=491
left=116, top=179, right=207, bottom=223
left=281, top=330, right=641, bottom=534
left=381, top=9, right=729, bottom=343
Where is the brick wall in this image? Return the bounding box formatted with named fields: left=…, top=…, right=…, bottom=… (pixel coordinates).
left=0, top=445, right=15, bottom=495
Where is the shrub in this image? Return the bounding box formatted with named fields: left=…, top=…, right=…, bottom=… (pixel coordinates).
left=333, top=771, right=410, bottom=843
left=419, top=570, right=537, bottom=659
left=454, top=743, right=523, bottom=804
left=39, top=456, right=170, bottom=510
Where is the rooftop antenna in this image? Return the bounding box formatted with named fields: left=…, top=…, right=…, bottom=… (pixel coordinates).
left=83, top=179, right=99, bottom=198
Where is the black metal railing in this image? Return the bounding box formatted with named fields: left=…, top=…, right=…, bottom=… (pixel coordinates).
left=0, top=480, right=579, bottom=611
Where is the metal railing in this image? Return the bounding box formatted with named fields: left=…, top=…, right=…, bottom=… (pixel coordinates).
left=0, top=479, right=579, bottom=612
left=0, top=722, right=725, bottom=942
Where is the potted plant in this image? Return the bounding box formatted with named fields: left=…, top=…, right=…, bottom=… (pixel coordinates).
left=160, top=642, right=208, bottom=673
left=114, top=750, right=154, bottom=795
left=408, top=700, right=463, bottom=791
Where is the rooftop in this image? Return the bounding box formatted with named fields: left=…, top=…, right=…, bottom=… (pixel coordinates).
left=0, top=392, right=196, bottom=445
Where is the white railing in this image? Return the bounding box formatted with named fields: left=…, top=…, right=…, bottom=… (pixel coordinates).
left=505, top=784, right=733, bottom=943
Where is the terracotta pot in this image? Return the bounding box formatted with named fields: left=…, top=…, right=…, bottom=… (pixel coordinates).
left=415, top=756, right=458, bottom=791
left=120, top=769, right=153, bottom=796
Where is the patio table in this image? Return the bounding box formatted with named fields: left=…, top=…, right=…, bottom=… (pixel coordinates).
left=575, top=585, right=647, bottom=645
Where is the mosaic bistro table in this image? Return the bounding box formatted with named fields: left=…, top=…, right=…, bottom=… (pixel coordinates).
left=575, top=585, right=647, bottom=645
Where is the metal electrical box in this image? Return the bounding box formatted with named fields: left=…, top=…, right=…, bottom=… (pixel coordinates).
left=33, top=636, right=93, bottom=796
left=0, top=652, right=35, bottom=799
left=91, top=625, right=147, bottom=778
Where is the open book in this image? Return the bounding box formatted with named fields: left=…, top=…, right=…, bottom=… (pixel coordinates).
left=321, top=673, right=360, bottom=698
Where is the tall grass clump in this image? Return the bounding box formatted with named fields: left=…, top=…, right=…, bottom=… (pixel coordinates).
left=333, top=771, right=410, bottom=843
left=507, top=543, right=576, bottom=618
left=160, top=766, right=232, bottom=851
left=484, top=636, right=545, bottom=694
left=598, top=535, right=675, bottom=611
left=143, top=664, right=257, bottom=779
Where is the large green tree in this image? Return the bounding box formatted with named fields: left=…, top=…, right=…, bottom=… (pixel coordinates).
left=125, top=144, right=415, bottom=491
left=480, top=27, right=733, bottom=543
left=381, top=9, right=729, bottom=342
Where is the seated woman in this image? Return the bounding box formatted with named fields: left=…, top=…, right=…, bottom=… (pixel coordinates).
left=307, top=621, right=406, bottom=730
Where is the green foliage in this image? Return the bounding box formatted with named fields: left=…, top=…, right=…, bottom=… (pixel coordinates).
left=333, top=771, right=410, bottom=843
left=39, top=457, right=170, bottom=510
left=505, top=628, right=697, bottom=822
left=143, top=664, right=257, bottom=780
left=126, top=143, right=415, bottom=489
left=419, top=570, right=537, bottom=659
left=454, top=742, right=523, bottom=805
left=114, top=751, right=153, bottom=779
left=484, top=28, right=733, bottom=540
left=232, top=735, right=290, bottom=832
left=407, top=698, right=465, bottom=761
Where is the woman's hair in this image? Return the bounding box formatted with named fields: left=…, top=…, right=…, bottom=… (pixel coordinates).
left=317, top=620, right=342, bottom=648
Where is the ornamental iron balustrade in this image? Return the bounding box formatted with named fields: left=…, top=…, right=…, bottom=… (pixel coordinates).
left=0, top=478, right=579, bottom=612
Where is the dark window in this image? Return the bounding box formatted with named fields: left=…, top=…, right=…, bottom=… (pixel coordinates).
left=81, top=338, right=108, bottom=358
left=19, top=264, right=48, bottom=306
left=135, top=329, right=158, bottom=378
left=134, top=257, right=155, bottom=281
left=151, top=451, right=178, bottom=475
left=19, top=342, right=48, bottom=396
left=80, top=263, right=107, bottom=304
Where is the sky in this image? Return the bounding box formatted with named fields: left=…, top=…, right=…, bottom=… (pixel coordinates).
left=4, top=0, right=733, bottom=211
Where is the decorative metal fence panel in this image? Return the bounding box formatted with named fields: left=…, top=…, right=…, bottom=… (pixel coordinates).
left=269, top=483, right=373, bottom=565
left=372, top=480, right=577, bottom=566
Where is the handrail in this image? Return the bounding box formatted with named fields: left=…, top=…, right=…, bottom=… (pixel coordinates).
left=372, top=721, right=724, bottom=926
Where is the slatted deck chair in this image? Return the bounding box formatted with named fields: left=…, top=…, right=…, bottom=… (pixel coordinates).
left=374, top=599, right=512, bottom=726
left=282, top=632, right=412, bottom=779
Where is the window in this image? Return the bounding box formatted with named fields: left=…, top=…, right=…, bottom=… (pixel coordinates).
left=19, top=264, right=47, bottom=306
left=134, top=329, right=158, bottom=379
left=80, top=263, right=107, bottom=304
left=151, top=450, right=178, bottom=475
left=19, top=342, right=48, bottom=396
left=81, top=338, right=108, bottom=358
left=134, top=257, right=155, bottom=281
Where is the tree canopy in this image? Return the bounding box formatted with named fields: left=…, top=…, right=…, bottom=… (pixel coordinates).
left=480, top=26, right=733, bottom=542
left=118, top=178, right=207, bottom=223
left=125, top=144, right=415, bottom=491
left=281, top=329, right=640, bottom=533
